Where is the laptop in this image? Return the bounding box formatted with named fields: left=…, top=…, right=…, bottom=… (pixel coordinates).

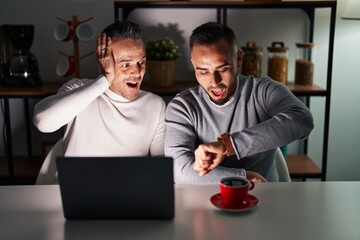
left=56, top=156, right=174, bottom=220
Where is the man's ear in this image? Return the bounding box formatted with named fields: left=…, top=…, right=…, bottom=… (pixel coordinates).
left=190, top=58, right=196, bottom=70
left=236, top=49, right=243, bottom=68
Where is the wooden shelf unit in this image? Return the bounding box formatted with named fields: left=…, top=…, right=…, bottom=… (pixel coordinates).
left=0, top=156, right=42, bottom=185
left=0, top=81, right=64, bottom=184
left=286, top=154, right=322, bottom=178
left=115, top=1, right=337, bottom=181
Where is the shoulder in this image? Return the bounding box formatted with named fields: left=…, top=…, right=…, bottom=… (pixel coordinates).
left=240, top=75, right=277, bottom=88
left=165, top=86, right=205, bottom=119
left=138, top=90, right=166, bottom=108
left=240, top=75, right=289, bottom=96
left=178, top=85, right=202, bottom=98
left=168, top=85, right=202, bottom=107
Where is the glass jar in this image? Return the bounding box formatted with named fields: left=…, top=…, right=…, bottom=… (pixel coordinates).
left=295, top=42, right=316, bottom=85
left=267, top=42, right=289, bottom=84
left=241, top=41, right=262, bottom=78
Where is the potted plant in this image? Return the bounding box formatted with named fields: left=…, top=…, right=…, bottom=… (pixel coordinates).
left=145, top=37, right=180, bottom=87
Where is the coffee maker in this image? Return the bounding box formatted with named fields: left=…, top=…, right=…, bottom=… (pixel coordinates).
left=0, top=24, right=41, bottom=87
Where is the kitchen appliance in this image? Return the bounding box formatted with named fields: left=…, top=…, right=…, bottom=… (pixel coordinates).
left=0, top=24, right=41, bottom=87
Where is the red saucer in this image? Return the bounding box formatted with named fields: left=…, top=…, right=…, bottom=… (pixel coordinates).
left=210, top=193, right=259, bottom=212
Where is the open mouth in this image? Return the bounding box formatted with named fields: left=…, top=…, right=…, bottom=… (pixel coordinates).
left=210, top=87, right=225, bottom=99
left=126, top=81, right=139, bottom=89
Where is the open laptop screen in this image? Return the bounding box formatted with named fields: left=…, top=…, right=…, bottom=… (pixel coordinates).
left=56, top=156, right=174, bottom=220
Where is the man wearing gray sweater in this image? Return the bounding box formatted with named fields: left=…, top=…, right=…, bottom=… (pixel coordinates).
left=165, top=22, right=314, bottom=184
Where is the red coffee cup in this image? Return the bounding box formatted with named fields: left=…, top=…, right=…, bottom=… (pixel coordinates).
left=54, top=21, right=74, bottom=42
left=76, top=23, right=95, bottom=42
left=56, top=55, right=75, bottom=77
left=219, top=177, right=255, bottom=207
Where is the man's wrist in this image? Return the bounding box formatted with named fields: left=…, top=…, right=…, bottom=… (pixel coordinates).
left=217, top=132, right=235, bottom=157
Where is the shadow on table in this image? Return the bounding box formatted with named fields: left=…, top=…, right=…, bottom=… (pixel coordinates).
left=64, top=220, right=175, bottom=239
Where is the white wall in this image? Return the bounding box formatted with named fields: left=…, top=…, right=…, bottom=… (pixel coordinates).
left=326, top=0, right=360, bottom=180
left=0, top=0, right=359, bottom=180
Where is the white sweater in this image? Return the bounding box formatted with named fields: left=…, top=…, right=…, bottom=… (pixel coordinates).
left=33, top=76, right=166, bottom=157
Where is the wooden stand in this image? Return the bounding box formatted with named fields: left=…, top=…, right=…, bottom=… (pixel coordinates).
left=56, top=16, right=94, bottom=78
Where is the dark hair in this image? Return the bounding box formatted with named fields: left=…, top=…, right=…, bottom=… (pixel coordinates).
left=190, top=22, right=237, bottom=49
left=102, top=21, right=142, bottom=40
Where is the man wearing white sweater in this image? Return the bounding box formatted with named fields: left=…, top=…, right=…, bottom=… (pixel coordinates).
left=34, top=21, right=165, bottom=157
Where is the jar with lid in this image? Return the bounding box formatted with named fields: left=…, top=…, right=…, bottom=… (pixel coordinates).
left=267, top=42, right=289, bottom=84
left=295, top=42, right=316, bottom=85
left=241, top=41, right=262, bottom=78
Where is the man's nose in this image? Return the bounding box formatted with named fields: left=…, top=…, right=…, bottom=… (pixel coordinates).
left=209, top=71, right=221, bottom=86
left=133, top=64, right=143, bottom=76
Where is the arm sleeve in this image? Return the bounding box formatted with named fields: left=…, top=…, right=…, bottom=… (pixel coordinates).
left=165, top=99, right=246, bottom=185
left=150, top=99, right=166, bottom=156
left=232, top=80, right=314, bottom=159
left=33, top=76, right=109, bottom=133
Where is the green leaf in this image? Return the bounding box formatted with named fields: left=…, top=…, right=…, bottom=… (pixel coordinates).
left=145, top=37, right=180, bottom=61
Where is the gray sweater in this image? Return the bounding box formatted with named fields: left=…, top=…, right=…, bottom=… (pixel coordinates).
left=165, top=75, right=314, bottom=184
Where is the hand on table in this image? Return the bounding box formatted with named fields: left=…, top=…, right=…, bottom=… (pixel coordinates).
left=246, top=171, right=267, bottom=183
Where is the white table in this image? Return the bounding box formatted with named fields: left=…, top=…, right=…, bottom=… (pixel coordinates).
left=0, top=182, right=359, bottom=240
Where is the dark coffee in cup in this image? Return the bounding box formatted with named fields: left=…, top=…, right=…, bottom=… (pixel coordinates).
left=221, top=178, right=248, bottom=187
